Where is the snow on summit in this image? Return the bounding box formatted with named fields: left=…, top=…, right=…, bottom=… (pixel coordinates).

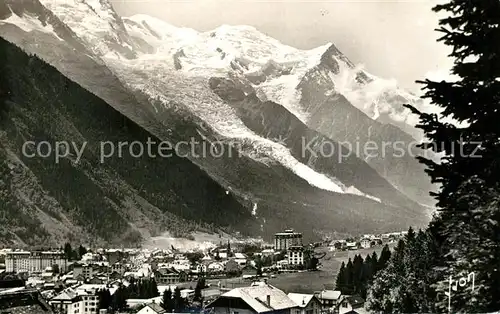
left=104, top=55, right=349, bottom=195
left=0, top=5, right=417, bottom=202
left=0, top=9, right=62, bottom=40
left=123, top=14, right=199, bottom=51
left=39, top=0, right=138, bottom=58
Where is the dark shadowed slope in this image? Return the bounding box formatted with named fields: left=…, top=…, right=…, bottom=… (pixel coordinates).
left=0, top=37, right=259, bottom=246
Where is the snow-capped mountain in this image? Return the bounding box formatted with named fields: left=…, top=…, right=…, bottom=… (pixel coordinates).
left=122, top=14, right=425, bottom=137
left=0, top=0, right=432, bottom=245
left=39, top=0, right=154, bottom=58
left=116, top=14, right=435, bottom=205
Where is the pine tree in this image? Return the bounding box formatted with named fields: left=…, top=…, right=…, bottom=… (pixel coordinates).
left=63, top=243, right=73, bottom=260
left=137, top=280, right=146, bottom=298
left=194, top=277, right=205, bottom=301
left=161, top=288, right=173, bottom=311
left=378, top=244, right=392, bottom=271
left=413, top=229, right=441, bottom=312
left=111, top=286, right=128, bottom=311
left=344, top=258, right=354, bottom=295
left=403, top=0, right=500, bottom=312
left=366, top=238, right=407, bottom=312
left=256, top=257, right=263, bottom=277
left=51, top=264, right=60, bottom=274
left=150, top=279, right=159, bottom=298
left=432, top=179, right=500, bottom=312
left=366, top=230, right=442, bottom=313
left=370, top=251, right=379, bottom=276
left=97, top=289, right=112, bottom=310
left=174, top=287, right=185, bottom=311
left=335, top=262, right=346, bottom=291
left=352, top=254, right=364, bottom=294
left=78, top=245, right=87, bottom=259
left=359, top=254, right=373, bottom=299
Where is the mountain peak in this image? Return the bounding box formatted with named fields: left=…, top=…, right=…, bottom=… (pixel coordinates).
left=319, top=42, right=355, bottom=72
left=39, top=0, right=140, bottom=58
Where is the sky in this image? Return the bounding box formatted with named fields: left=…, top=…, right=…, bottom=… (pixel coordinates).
left=111, top=0, right=453, bottom=91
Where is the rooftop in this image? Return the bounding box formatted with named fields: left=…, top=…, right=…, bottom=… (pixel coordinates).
left=275, top=231, right=302, bottom=236
left=51, top=288, right=78, bottom=301
left=288, top=293, right=316, bottom=308
left=317, top=290, right=341, bottom=301
left=212, top=284, right=298, bottom=313
left=0, top=289, right=54, bottom=313
left=345, top=295, right=365, bottom=308
left=145, top=302, right=167, bottom=313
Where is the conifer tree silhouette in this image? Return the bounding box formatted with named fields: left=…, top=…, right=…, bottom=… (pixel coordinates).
left=404, top=0, right=500, bottom=311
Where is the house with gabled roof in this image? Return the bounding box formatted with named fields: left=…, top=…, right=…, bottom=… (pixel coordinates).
left=136, top=302, right=167, bottom=314
left=153, top=267, right=188, bottom=284
left=288, top=293, right=322, bottom=314
left=337, top=295, right=367, bottom=314
left=48, top=287, right=78, bottom=313
left=206, top=283, right=299, bottom=313
left=315, top=289, right=342, bottom=309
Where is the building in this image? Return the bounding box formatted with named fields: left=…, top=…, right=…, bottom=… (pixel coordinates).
left=275, top=229, right=303, bottom=251
left=0, top=289, right=54, bottom=313
left=332, top=240, right=346, bottom=251
left=241, top=265, right=258, bottom=278
left=69, top=290, right=99, bottom=314
left=288, top=293, right=322, bottom=314
left=49, top=288, right=79, bottom=313
left=5, top=251, right=67, bottom=274
left=137, top=302, right=167, bottom=314
left=49, top=287, right=100, bottom=314
left=234, top=253, right=247, bottom=266
left=111, top=262, right=127, bottom=275
left=207, top=262, right=225, bottom=273
left=154, top=268, right=188, bottom=284
left=276, top=260, right=289, bottom=269
left=371, top=237, right=383, bottom=246
left=72, top=263, right=110, bottom=281
left=261, top=249, right=275, bottom=258
left=206, top=283, right=299, bottom=313
left=287, top=246, right=304, bottom=266
left=73, top=263, right=95, bottom=280
left=360, top=238, right=372, bottom=249
left=337, top=295, right=366, bottom=314
left=315, top=290, right=341, bottom=310
left=346, top=242, right=358, bottom=251
left=104, top=249, right=128, bottom=265
left=202, top=288, right=224, bottom=304
left=225, top=259, right=240, bottom=277
left=0, top=272, right=25, bottom=288
left=195, top=263, right=208, bottom=274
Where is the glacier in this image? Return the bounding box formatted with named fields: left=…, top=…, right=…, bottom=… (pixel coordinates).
left=1, top=0, right=429, bottom=204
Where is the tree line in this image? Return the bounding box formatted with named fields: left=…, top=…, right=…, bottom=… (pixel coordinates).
left=62, top=243, right=88, bottom=261
left=366, top=228, right=440, bottom=312
left=96, top=278, right=160, bottom=312
left=335, top=244, right=391, bottom=299
left=96, top=277, right=207, bottom=313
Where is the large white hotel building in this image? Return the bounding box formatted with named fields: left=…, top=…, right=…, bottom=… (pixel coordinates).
left=274, top=229, right=303, bottom=251
left=5, top=251, right=67, bottom=273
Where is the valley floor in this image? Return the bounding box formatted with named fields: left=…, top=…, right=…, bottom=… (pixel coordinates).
left=178, top=245, right=392, bottom=293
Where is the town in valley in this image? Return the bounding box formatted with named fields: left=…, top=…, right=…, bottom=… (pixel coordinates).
left=0, top=229, right=408, bottom=314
